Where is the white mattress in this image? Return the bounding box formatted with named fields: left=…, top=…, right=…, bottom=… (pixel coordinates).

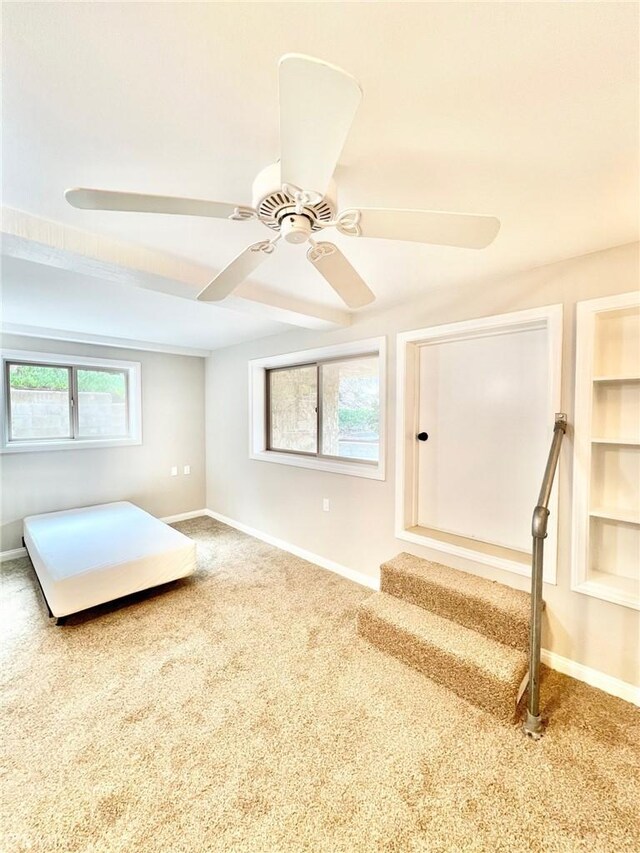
left=23, top=501, right=196, bottom=618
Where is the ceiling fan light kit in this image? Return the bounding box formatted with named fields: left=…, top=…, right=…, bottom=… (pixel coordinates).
left=65, top=53, right=500, bottom=310
left=280, top=214, right=313, bottom=245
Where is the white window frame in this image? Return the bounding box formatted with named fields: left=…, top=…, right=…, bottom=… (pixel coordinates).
left=249, top=337, right=386, bottom=480
left=1, top=349, right=142, bottom=453
left=395, top=305, right=563, bottom=582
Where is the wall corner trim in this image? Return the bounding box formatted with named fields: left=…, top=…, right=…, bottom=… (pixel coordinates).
left=0, top=546, right=27, bottom=563
left=160, top=509, right=210, bottom=524
left=540, top=649, right=639, bottom=707
left=205, top=508, right=380, bottom=591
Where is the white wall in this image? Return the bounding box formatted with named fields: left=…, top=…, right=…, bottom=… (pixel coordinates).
left=206, top=241, right=640, bottom=687
left=0, top=335, right=206, bottom=550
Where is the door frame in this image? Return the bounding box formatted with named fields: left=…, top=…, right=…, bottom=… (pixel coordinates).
left=395, top=304, right=563, bottom=582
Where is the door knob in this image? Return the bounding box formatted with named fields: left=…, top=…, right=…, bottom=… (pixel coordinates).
left=417, top=432, right=429, bottom=441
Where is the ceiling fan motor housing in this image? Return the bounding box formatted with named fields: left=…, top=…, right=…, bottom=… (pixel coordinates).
left=251, top=162, right=337, bottom=233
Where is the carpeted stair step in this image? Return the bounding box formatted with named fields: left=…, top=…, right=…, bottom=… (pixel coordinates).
left=381, top=553, right=531, bottom=650
left=358, top=592, right=528, bottom=722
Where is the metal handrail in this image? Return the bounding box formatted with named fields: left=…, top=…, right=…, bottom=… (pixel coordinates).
left=523, top=412, right=567, bottom=739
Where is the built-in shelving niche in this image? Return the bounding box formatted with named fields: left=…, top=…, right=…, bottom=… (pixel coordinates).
left=572, top=294, right=640, bottom=609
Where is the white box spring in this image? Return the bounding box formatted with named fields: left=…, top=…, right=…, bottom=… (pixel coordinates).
left=23, top=501, right=196, bottom=618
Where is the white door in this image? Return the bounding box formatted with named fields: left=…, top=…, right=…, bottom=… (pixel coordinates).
left=416, top=326, right=550, bottom=553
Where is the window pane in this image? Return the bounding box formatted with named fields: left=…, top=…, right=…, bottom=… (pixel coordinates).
left=321, top=356, right=379, bottom=461
left=8, top=363, right=71, bottom=440
left=268, top=365, right=317, bottom=453
left=77, top=369, right=128, bottom=437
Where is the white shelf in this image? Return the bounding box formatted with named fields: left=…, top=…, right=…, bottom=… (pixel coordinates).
left=574, top=573, right=639, bottom=611
left=590, top=507, right=640, bottom=525
left=589, top=569, right=638, bottom=592
left=572, top=293, right=640, bottom=610
left=592, top=437, right=640, bottom=446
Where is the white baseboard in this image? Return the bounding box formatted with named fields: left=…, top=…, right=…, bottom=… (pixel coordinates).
left=205, top=508, right=379, bottom=591
left=540, top=648, right=639, bottom=707
left=0, top=546, right=27, bottom=563
left=160, top=509, right=209, bottom=524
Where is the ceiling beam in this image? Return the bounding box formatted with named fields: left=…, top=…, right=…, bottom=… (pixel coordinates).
left=1, top=322, right=212, bottom=357
left=0, top=208, right=351, bottom=330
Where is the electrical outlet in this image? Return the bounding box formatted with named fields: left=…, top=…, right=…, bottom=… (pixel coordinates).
left=183, top=465, right=191, bottom=475
left=323, top=498, right=330, bottom=512
left=170, top=466, right=178, bottom=477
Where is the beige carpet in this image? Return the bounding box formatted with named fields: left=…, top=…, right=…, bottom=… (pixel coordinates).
left=379, top=553, right=531, bottom=650
left=359, top=554, right=532, bottom=722
left=1, top=516, right=638, bottom=852
left=358, top=592, right=528, bottom=722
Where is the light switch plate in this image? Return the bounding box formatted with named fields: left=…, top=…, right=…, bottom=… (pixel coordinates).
left=170, top=466, right=178, bottom=477
left=183, top=465, right=191, bottom=475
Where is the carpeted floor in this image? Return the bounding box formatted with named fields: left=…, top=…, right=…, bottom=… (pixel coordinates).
left=1, top=516, right=638, bottom=852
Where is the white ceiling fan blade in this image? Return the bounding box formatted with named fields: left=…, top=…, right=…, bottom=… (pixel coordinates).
left=307, top=242, right=375, bottom=309
left=279, top=54, right=362, bottom=197
left=345, top=208, right=500, bottom=249
left=197, top=241, right=277, bottom=302
left=65, top=188, right=254, bottom=220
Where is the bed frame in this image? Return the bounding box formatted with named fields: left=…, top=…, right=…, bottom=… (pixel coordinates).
left=22, top=536, right=66, bottom=626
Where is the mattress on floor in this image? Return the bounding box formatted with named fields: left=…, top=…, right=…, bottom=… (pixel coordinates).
left=23, top=501, right=196, bottom=618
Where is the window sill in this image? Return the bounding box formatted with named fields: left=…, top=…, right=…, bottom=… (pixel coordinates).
left=1, top=437, right=142, bottom=454
left=250, top=449, right=385, bottom=480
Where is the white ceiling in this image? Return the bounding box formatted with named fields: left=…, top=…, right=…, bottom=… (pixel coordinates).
left=2, top=2, right=638, bottom=351
left=1, top=256, right=288, bottom=354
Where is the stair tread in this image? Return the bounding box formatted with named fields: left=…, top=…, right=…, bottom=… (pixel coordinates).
left=382, top=553, right=530, bottom=621
left=360, top=592, right=527, bottom=684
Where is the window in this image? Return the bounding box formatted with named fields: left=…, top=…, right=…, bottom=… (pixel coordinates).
left=8, top=363, right=72, bottom=440
left=2, top=350, right=141, bottom=452
left=250, top=338, right=385, bottom=480
left=267, top=355, right=380, bottom=462
left=76, top=368, right=129, bottom=438
left=268, top=364, right=318, bottom=454
left=320, top=355, right=380, bottom=462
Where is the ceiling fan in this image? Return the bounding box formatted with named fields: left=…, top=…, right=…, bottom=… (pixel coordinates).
left=65, top=54, right=500, bottom=310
